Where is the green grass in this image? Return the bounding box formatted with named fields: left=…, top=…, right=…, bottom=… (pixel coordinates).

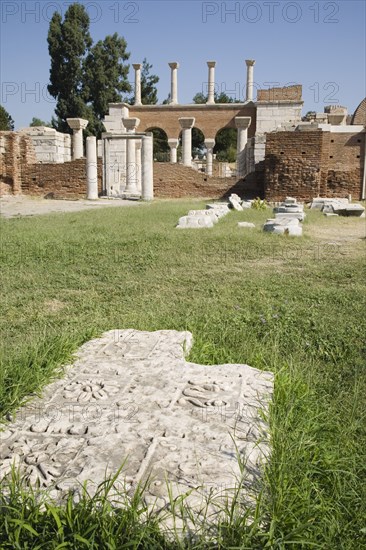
left=0, top=200, right=365, bottom=548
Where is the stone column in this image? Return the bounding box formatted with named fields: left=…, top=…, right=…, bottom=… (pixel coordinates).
left=168, top=138, right=179, bottom=163
left=132, top=63, right=142, bottom=105
left=204, top=138, right=215, bottom=176
left=207, top=61, right=216, bottom=105
left=66, top=118, right=89, bottom=159
left=122, top=117, right=140, bottom=194
left=179, top=117, right=195, bottom=167
left=245, top=60, right=255, bottom=102
left=235, top=116, right=251, bottom=178
left=168, top=62, right=179, bottom=105
left=135, top=140, right=142, bottom=192
left=86, top=136, right=98, bottom=199
left=141, top=133, right=154, bottom=200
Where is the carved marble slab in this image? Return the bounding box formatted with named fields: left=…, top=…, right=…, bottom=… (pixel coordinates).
left=0, top=330, right=273, bottom=529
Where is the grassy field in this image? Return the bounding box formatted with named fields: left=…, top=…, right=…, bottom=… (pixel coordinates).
left=0, top=200, right=365, bottom=548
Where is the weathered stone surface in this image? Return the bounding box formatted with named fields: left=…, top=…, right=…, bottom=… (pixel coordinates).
left=176, top=215, right=214, bottom=228
left=0, top=330, right=273, bottom=528
left=332, top=203, right=365, bottom=217
left=206, top=203, right=230, bottom=217
left=238, top=222, right=255, bottom=228
left=273, top=198, right=305, bottom=221
left=228, top=194, right=243, bottom=211
left=187, top=210, right=219, bottom=223
left=263, top=217, right=302, bottom=236
left=274, top=211, right=305, bottom=222
left=310, top=197, right=349, bottom=210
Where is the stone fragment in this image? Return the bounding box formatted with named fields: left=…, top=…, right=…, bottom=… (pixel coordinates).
left=228, top=194, right=243, bottom=211
left=263, top=217, right=302, bottom=236
left=332, top=203, right=365, bottom=217
left=238, top=222, right=255, bottom=228
left=310, top=197, right=349, bottom=210
left=176, top=215, right=214, bottom=228
left=0, top=329, right=273, bottom=531
left=187, top=210, right=219, bottom=223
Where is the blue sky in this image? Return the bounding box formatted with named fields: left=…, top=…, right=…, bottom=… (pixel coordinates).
left=1, top=0, right=365, bottom=129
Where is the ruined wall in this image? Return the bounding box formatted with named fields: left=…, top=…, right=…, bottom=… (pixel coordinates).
left=21, top=158, right=102, bottom=199
left=264, top=129, right=364, bottom=201
left=153, top=162, right=254, bottom=198
left=0, top=132, right=37, bottom=195
left=19, top=126, right=72, bottom=163
left=257, top=85, right=302, bottom=102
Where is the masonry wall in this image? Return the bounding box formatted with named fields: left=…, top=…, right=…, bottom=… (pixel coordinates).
left=257, top=85, right=302, bottom=102
left=153, top=162, right=256, bottom=198
left=21, top=158, right=103, bottom=199
left=264, top=130, right=364, bottom=201
left=0, top=132, right=37, bottom=196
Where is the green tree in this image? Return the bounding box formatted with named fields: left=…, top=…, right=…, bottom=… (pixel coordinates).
left=83, top=33, right=131, bottom=136
left=0, top=105, right=14, bottom=131
left=192, top=91, right=238, bottom=104
left=29, top=117, right=51, bottom=127
left=131, top=58, right=159, bottom=105
left=47, top=3, right=93, bottom=133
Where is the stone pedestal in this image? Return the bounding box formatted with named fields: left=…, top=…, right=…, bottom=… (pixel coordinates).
left=207, top=61, right=216, bottom=105
left=235, top=116, right=251, bottom=178
left=204, top=138, right=215, bottom=176
left=66, top=118, right=89, bottom=160
left=133, top=63, right=142, bottom=106
left=168, top=62, right=179, bottom=105
left=142, top=134, right=153, bottom=200
left=245, top=60, right=255, bottom=102
left=86, top=136, right=98, bottom=199
left=168, top=138, right=179, bottom=163
left=179, top=117, right=195, bottom=167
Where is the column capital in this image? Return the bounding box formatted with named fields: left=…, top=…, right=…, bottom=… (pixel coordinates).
left=168, top=138, right=179, bottom=147
left=66, top=118, right=89, bottom=131
left=123, top=117, right=140, bottom=132
left=168, top=62, right=179, bottom=70
left=207, top=61, right=216, bottom=68
left=179, top=117, right=195, bottom=129
left=204, top=138, right=215, bottom=148
left=132, top=63, right=142, bottom=70
left=245, top=59, right=256, bottom=67
left=235, top=116, right=251, bottom=129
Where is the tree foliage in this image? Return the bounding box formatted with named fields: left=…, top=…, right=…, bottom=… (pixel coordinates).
left=192, top=91, right=239, bottom=104
left=47, top=3, right=133, bottom=137
left=29, top=117, right=52, bottom=127
left=47, top=4, right=92, bottom=133
left=0, top=105, right=14, bottom=131
left=83, top=33, right=131, bottom=136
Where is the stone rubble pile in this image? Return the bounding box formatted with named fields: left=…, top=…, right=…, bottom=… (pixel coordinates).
left=176, top=203, right=230, bottom=229
left=263, top=197, right=305, bottom=237
left=310, top=197, right=365, bottom=217
left=228, top=193, right=252, bottom=211
left=263, top=217, right=303, bottom=236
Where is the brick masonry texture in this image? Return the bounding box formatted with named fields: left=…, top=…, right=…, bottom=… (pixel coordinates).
left=257, top=85, right=302, bottom=102
left=264, top=130, right=365, bottom=201
left=351, top=97, right=366, bottom=126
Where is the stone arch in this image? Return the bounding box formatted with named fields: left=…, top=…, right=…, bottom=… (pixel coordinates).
left=146, top=127, right=169, bottom=161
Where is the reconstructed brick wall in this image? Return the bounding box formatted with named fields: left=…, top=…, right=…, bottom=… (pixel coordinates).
left=264, top=130, right=364, bottom=201
left=21, top=158, right=103, bottom=199
left=153, top=162, right=256, bottom=199
left=351, top=98, right=366, bottom=126
left=257, top=85, right=302, bottom=102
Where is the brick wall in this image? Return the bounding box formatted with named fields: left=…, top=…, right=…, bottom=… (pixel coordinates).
left=264, top=130, right=364, bottom=201
left=21, top=158, right=103, bottom=199
left=257, top=85, right=302, bottom=102
left=0, top=132, right=37, bottom=195
left=351, top=98, right=366, bottom=126
left=153, top=162, right=257, bottom=198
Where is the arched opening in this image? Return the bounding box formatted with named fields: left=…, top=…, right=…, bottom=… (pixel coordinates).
left=214, top=127, right=237, bottom=162
left=191, top=127, right=205, bottom=159
left=146, top=127, right=169, bottom=162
